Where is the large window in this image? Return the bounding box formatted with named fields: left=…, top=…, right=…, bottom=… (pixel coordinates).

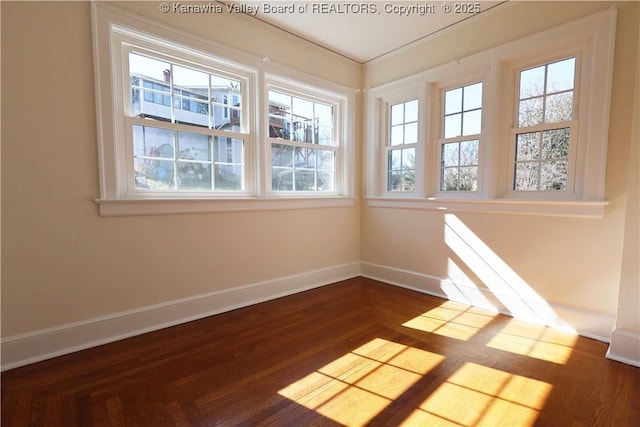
left=92, top=3, right=354, bottom=215
left=128, top=51, right=247, bottom=192
left=367, top=9, right=614, bottom=217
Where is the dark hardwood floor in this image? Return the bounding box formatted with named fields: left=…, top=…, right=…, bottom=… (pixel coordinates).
left=2, top=277, right=639, bottom=426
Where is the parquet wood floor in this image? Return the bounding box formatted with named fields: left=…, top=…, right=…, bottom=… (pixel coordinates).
left=2, top=277, right=639, bottom=426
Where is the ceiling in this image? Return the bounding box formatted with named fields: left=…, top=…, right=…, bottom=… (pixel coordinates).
left=227, top=1, right=507, bottom=63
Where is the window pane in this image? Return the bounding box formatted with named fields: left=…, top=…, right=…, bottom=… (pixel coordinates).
left=129, top=53, right=172, bottom=122
left=516, top=132, right=541, bottom=161
left=514, top=162, right=539, bottom=191
left=441, top=168, right=458, bottom=191
left=317, top=150, right=335, bottom=170
left=295, top=147, right=314, bottom=168
left=173, top=66, right=209, bottom=126
left=540, top=160, right=568, bottom=191
left=177, top=162, right=212, bottom=190
left=389, top=149, right=401, bottom=170
left=402, top=170, right=415, bottom=192
left=390, top=125, right=404, bottom=146
left=272, top=168, right=293, bottom=191
left=391, top=103, right=404, bottom=125
left=547, top=58, right=575, bottom=93
left=542, top=128, right=570, bottom=160
left=215, top=164, right=243, bottom=190
left=520, top=65, right=545, bottom=98
left=464, top=83, right=483, bottom=111
left=388, top=171, right=403, bottom=191
left=295, top=170, right=315, bottom=191
left=460, top=140, right=479, bottom=165
left=133, top=125, right=175, bottom=189
left=544, top=92, right=573, bottom=123
left=402, top=148, right=415, bottom=169
left=445, top=87, right=462, bottom=114
left=404, top=122, right=418, bottom=144
left=462, top=109, right=482, bottom=136
left=442, top=142, right=459, bottom=167
left=177, top=132, right=211, bottom=161
left=445, top=114, right=462, bottom=138
left=271, top=143, right=294, bottom=167
left=519, top=98, right=544, bottom=127
left=317, top=171, right=335, bottom=191
left=292, top=97, right=314, bottom=143
left=459, top=167, right=478, bottom=191
left=404, top=99, right=419, bottom=122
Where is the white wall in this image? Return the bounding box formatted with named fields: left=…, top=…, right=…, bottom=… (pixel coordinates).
left=361, top=1, right=639, bottom=342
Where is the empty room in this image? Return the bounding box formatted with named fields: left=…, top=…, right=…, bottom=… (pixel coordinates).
left=1, top=0, right=639, bottom=425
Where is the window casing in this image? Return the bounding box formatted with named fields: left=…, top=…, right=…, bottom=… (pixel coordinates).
left=367, top=8, right=615, bottom=218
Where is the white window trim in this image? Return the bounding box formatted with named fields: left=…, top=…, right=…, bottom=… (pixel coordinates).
left=92, top=2, right=355, bottom=216
left=365, top=7, right=615, bottom=218
left=263, top=73, right=351, bottom=198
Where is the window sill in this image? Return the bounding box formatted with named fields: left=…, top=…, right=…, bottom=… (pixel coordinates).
left=365, top=197, right=608, bottom=218
left=95, top=196, right=356, bottom=217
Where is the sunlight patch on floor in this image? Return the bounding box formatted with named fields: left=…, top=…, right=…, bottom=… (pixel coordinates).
left=278, top=337, right=445, bottom=425
left=402, top=301, right=497, bottom=341
left=403, top=362, right=553, bottom=426
left=486, top=319, right=579, bottom=364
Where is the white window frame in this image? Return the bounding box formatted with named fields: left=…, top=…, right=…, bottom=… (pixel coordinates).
left=264, top=75, right=346, bottom=197
left=366, top=8, right=615, bottom=218
left=368, top=84, right=427, bottom=198
left=432, top=75, right=488, bottom=199
left=92, top=2, right=355, bottom=216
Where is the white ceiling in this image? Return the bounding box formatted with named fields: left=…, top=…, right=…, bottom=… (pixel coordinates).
left=228, top=1, right=507, bottom=63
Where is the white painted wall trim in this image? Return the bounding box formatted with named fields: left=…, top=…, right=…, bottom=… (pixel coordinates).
left=1, top=262, right=361, bottom=371
left=606, top=329, right=640, bottom=367
left=361, top=261, right=616, bottom=342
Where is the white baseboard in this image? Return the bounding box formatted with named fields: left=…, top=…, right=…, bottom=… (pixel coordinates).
left=606, top=329, right=640, bottom=367
left=361, top=262, right=616, bottom=342
left=1, top=262, right=361, bottom=371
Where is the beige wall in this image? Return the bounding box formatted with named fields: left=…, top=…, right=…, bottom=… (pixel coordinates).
left=362, top=1, right=639, bottom=327
left=0, top=1, right=362, bottom=337
left=1, top=0, right=637, bottom=361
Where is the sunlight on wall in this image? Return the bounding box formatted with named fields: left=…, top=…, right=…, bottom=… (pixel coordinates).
left=278, top=337, right=445, bottom=425
left=441, top=258, right=501, bottom=312
left=403, top=362, right=553, bottom=426
left=443, top=214, right=576, bottom=332
left=402, top=300, right=497, bottom=341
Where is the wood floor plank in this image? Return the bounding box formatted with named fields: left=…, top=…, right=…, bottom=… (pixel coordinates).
left=2, top=278, right=639, bottom=426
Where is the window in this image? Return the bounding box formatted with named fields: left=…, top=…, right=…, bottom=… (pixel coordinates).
left=387, top=99, right=418, bottom=192
left=439, top=83, right=482, bottom=192
left=367, top=8, right=614, bottom=217
left=128, top=52, right=247, bottom=192
left=267, top=83, right=343, bottom=194
left=92, top=3, right=355, bottom=215
left=511, top=58, right=575, bottom=193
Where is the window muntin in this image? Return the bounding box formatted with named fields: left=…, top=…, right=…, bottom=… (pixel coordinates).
left=125, top=49, right=249, bottom=195
left=513, top=57, right=575, bottom=192
left=268, top=89, right=338, bottom=193
left=439, top=83, right=482, bottom=193
left=387, top=99, right=418, bottom=192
